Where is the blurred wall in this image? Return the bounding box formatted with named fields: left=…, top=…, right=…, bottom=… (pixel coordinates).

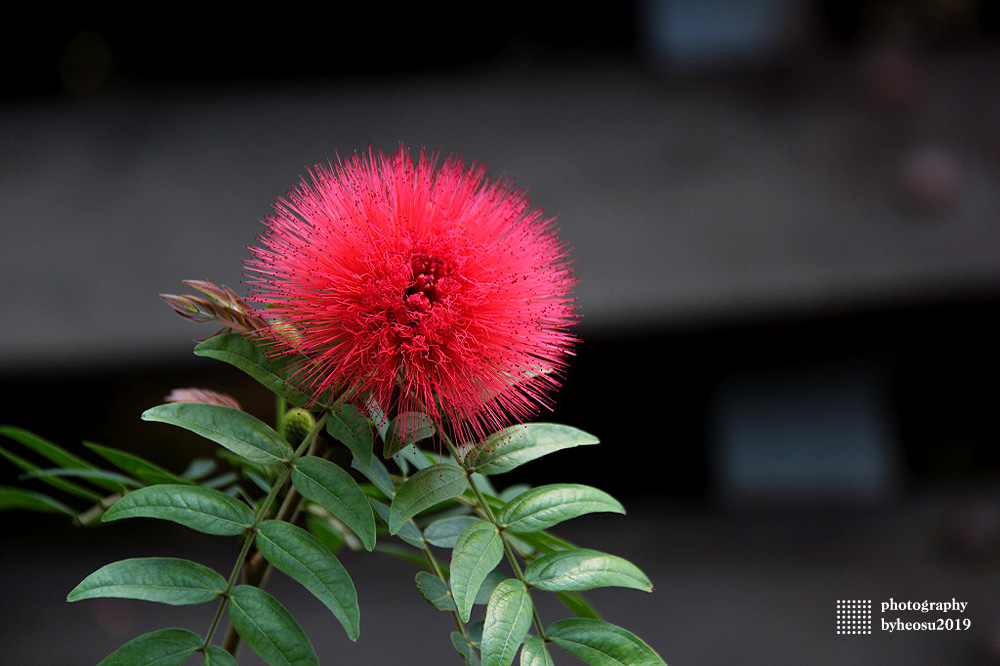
left=2, top=1, right=999, bottom=503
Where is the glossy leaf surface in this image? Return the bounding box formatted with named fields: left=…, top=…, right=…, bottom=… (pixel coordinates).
left=450, top=520, right=503, bottom=622
left=452, top=631, right=482, bottom=666
left=371, top=499, right=425, bottom=549
left=202, top=645, right=239, bottom=665
left=292, top=456, right=376, bottom=551
left=424, top=515, right=481, bottom=548
left=547, top=618, right=666, bottom=666
left=498, top=484, right=624, bottom=534
left=326, top=404, right=374, bottom=466
left=68, top=557, right=226, bottom=605
left=524, top=548, right=653, bottom=593
left=471, top=424, right=598, bottom=476
left=415, top=571, right=456, bottom=611
left=520, top=636, right=554, bottom=666
left=228, top=585, right=319, bottom=666
left=481, top=579, right=533, bottom=666
left=351, top=452, right=395, bottom=499
left=383, top=412, right=435, bottom=457
left=388, top=464, right=466, bottom=534
left=102, top=484, right=254, bottom=536
left=96, top=628, right=202, bottom=666
left=142, top=403, right=292, bottom=465
left=256, top=519, right=361, bottom=641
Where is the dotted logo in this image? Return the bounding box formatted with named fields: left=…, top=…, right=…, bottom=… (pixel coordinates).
left=836, top=599, right=872, bottom=635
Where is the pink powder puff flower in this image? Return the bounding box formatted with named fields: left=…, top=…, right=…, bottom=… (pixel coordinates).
left=246, top=146, right=577, bottom=446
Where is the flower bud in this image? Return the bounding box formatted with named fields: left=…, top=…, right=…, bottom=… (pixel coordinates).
left=282, top=407, right=317, bottom=444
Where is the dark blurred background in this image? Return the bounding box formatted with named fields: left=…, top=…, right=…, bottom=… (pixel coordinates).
left=3, top=1, right=1000, bottom=664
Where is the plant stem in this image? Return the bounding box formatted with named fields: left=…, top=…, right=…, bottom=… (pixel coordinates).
left=438, top=429, right=547, bottom=641
left=421, top=541, right=468, bottom=638
left=231, top=431, right=322, bottom=604
left=275, top=395, right=287, bottom=441
left=203, top=410, right=331, bottom=656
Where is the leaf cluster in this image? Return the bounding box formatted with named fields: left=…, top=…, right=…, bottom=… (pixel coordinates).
left=1, top=332, right=666, bottom=665
left=384, top=423, right=664, bottom=666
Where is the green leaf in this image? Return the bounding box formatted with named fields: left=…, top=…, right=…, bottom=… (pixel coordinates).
left=291, top=456, right=376, bottom=551
left=389, top=464, right=467, bottom=534
left=96, top=628, right=202, bottom=666
left=473, top=569, right=507, bottom=606
left=194, top=333, right=314, bottom=408
left=415, top=571, right=456, bottom=611
left=102, top=484, right=254, bottom=536
left=471, top=424, right=599, bottom=476
left=391, top=444, right=435, bottom=472
left=243, top=468, right=272, bottom=494
left=452, top=631, right=482, bottom=666
left=547, top=618, right=666, bottom=665
left=374, top=542, right=427, bottom=568
left=0, top=426, right=125, bottom=493
left=554, top=591, right=602, bottom=620
left=326, top=403, right=374, bottom=466
left=68, top=557, right=227, bottom=605
left=142, top=403, right=292, bottom=465
left=467, top=620, right=486, bottom=644
left=424, top=515, right=481, bottom=548
left=524, top=548, right=653, bottom=593
left=84, top=442, right=191, bottom=486
left=202, top=645, right=239, bottom=666
left=0, top=445, right=105, bottom=502
left=498, top=485, right=625, bottom=534
left=500, top=484, right=532, bottom=503
left=384, top=412, right=435, bottom=457
left=370, top=499, right=424, bottom=548
left=509, top=528, right=578, bottom=556
left=202, top=471, right=239, bottom=490
left=256, top=520, right=360, bottom=640
left=360, top=393, right=390, bottom=439
left=228, top=585, right=319, bottom=666
left=0, top=486, right=75, bottom=515
left=307, top=514, right=346, bottom=553
left=481, top=579, right=534, bottom=666
left=21, top=468, right=140, bottom=488
left=351, top=452, right=395, bottom=499
left=520, top=636, right=554, bottom=666
left=450, top=520, right=504, bottom=622
left=215, top=449, right=268, bottom=476
left=182, top=457, right=218, bottom=480
left=472, top=472, right=500, bottom=498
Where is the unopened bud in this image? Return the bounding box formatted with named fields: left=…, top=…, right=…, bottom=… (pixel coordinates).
left=282, top=408, right=317, bottom=444
left=161, top=279, right=268, bottom=333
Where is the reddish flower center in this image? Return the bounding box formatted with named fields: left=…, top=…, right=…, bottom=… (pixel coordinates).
left=405, top=254, right=449, bottom=313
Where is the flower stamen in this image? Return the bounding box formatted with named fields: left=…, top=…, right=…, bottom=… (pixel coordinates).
left=247, top=146, right=578, bottom=445
left=406, top=254, right=449, bottom=309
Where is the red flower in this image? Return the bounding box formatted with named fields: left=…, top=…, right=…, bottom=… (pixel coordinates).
left=247, top=147, right=577, bottom=445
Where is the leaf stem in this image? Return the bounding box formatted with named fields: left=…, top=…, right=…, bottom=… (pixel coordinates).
left=438, top=428, right=547, bottom=641
left=421, top=541, right=469, bottom=638
left=275, top=394, right=288, bottom=441
left=203, top=410, right=331, bottom=655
